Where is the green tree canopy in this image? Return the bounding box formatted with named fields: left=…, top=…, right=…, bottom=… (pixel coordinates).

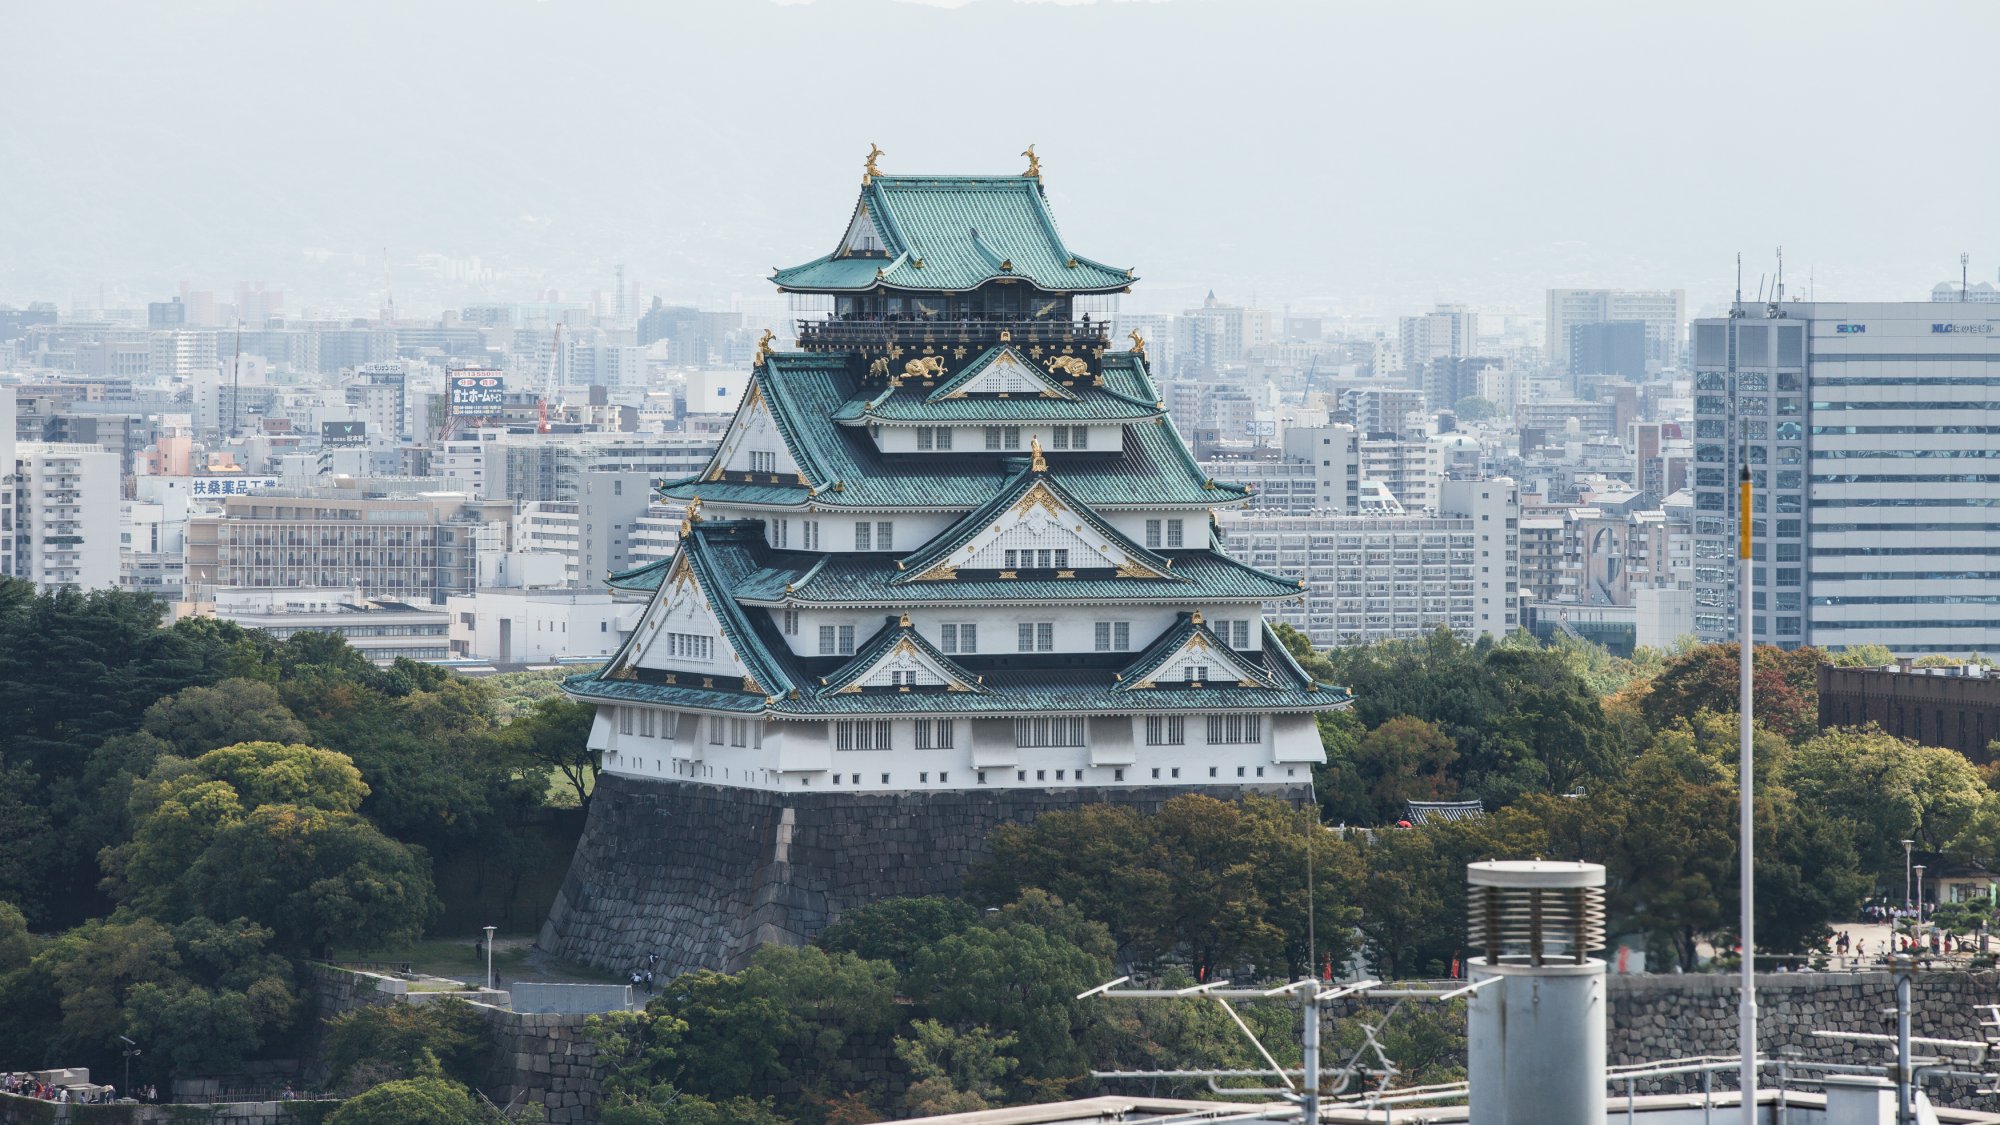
left=816, top=896, right=978, bottom=976
left=325, top=1075, right=483, bottom=1125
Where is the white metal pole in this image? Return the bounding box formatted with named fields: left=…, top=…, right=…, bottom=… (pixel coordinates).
left=1738, top=462, right=1757, bottom=1125
left=1302, top=991, right=1320, bottom=1124
left=484, top=925, right=496, bottom=991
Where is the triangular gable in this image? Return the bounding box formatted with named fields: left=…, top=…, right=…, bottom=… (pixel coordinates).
left=896, top=472, right=1175, bottom=583
left=1117, top=613, right=1275, bottom=690
left=611, top=540, right=784, bottom=697
left=927, top=346, right=1080, bottom=402
left=820, top=618, right=989, bottom=695
left=836, top=199, right=893, bottom=258
left=704, top=379, right=816, bottom=488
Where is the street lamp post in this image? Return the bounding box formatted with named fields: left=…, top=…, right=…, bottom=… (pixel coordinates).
left=483, top=925, right=496, bottom=991
left=1903, top=839, right=1916, bottom=910
left=118, top=1036, right=138, bottom=1101
left=1913, top=866, right=1926, bottom=936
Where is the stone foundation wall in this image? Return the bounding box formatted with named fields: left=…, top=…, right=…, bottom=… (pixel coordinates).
left=538, top=775, right=1309, bottom=976
left=1606, top=969, right=2000, bottom=1105
left=302, top=965, right=603, bottom=1125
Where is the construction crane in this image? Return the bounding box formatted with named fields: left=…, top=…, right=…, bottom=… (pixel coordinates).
left=539, top=323, right=563, bottom=434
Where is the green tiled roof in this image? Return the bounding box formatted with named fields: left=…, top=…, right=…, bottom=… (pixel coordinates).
left=891, top=465, right=1175, bottom=584
left=772, top=175, right=1134, bottom=294
left=606, top=556, right=673, bottom=593
left=602, top=522, right=802, bottom=700
left=816, top=617, right=990, bottom=696
left=663, top=351, right=1242, bottom=512
left=567, top=667, right=1351, bottom=719
left=1114, top=612, right=1278, bottom=690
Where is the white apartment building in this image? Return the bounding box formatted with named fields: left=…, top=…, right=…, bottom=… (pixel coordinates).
left=1545, top=288, right=1686, bottom=374
left=1221, top=477, right=1520, bottom=648
left=14, top=442, right=120, bottom=591
left=1692, top=301, right=2000, bottom=655
left=0, top=393, right=13, bottom=579
left=1397, top=304, right=1478, bottom=374
left=445, top=588, right=633, bottom=663
left=208, top=588, right=452, bottom=663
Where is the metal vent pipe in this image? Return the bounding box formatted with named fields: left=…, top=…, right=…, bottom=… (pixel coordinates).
left=1466, top=860, right=1608, bottom=1125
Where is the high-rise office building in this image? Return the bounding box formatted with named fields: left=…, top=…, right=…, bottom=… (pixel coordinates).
left=13, top=442, right=121, bottom=590
left=1545, top=288, right=1686, bottom=374
left=1691, top=301, right=2000, bottom=654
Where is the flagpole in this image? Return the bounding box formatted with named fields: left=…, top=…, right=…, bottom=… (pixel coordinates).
left=1738, top=460, right=1757, bottom=1123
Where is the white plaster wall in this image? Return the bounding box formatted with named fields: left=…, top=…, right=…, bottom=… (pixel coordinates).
left=591, top=704, right=1326, bottom=793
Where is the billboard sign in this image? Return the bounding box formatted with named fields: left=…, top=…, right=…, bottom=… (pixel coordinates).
left=191, top=476, right=280, bottom=497
left=449, top=372, right=507, bottom=414
left=321, top=420, right=368, bottom=446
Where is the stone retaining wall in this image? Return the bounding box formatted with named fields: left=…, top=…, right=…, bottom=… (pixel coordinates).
left=1606, top=969, right=2000, bottom=1105
left=538, top=775, right=1310, bottom=976
left=302, top=965, right=603, bottom=1125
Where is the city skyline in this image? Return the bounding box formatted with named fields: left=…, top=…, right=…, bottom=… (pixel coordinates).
left=6, top=0, right=1999, bottom=317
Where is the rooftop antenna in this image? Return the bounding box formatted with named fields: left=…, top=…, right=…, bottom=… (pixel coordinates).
left=1774, top=245, right=1784, bottom=305
left=1964, top=252, right=1972, bottom=302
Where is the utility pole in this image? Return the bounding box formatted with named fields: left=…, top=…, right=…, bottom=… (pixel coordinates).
left=484, top=925, right=497, bottom=991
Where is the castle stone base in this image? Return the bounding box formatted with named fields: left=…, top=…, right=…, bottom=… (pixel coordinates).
left=538, top=774, right=1309, bottom=976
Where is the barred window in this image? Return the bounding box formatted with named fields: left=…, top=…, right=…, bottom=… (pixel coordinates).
left=854, top=522, right=872, bottom=550
left=876, top=522, right=894, bottom=551
left=666, top=633, right=713, bottom=660
left=914, top=720, right=955, bottom=750
left=1014, top=716, right=1086, bottom=748
left=1205, top=714, right=1262, bottom=744
left=835, top=720, right=893, bottom=751
left=619, top=709, right=634, bottom=735
left=1145, top=715, right=1185, bottom=745
left=941, top=623, right=977, bottom=654
left=1018, top=622, right=1054, bottom=652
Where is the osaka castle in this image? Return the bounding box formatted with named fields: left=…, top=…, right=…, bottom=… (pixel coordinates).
left=564, top=149, right=1350, bottom=803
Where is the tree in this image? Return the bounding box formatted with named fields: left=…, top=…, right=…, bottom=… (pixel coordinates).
left=620, top=945, right=898, bottom=1106
left=189, top=804, right=440, bottom=956
left=1638, top=643, right=1823, bottom=739
left=324, top=998, right=496, bottom=1092
left=1828, top=644, right=1896, bottom=669
left=1322, top=717, right=1458, bottom=826
left=1453, top=396, right=1499, bottom=421
left=904, top=902, right=1112, bottom=1090
left=496, top=697, right=597, bottom=808
left=326, top=1075, right=482, bottom=1125
left=1781, top=725, right=1986, bottom=879
left=105, top=741, right=437, bottom=955
left=894, top=1019, right=1017, bottom=1116
left=139, top=678, right=310, bottom=757
left=817, top=897, right=977, bottom=976
left=0, top=901, right=30, bottom=971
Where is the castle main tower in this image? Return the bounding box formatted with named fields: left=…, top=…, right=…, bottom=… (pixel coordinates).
left=541, top=150, right=1351, bottom=974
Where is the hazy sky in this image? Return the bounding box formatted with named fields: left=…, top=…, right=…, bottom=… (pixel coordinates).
left=5, top=0, right=1997, bottom=320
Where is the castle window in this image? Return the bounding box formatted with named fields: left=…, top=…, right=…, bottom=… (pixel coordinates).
left=666, top=633, right=713, bottom=661
left=1095, top=621, right=1131, bottom=652
left=854, top=522, right=872, bottom=550
left=1014, top=716, right=1085, bottom=748
left=1018, top=622, right=1054, bottom=652
left=619, top=709, right=633, bottom=735
left=1184, top=664, right=1209, bottom=683
left=940, top=623, right=977, bottom=654
left=1145, top=715, right=1185, bottom=745
left=835, top=720, right=893, bottom=751
left=1205, top=714, right=1262, bottom=744
left=876, top=522, right=893, bottom=550
left=783, top=610, right=798, bottom=636
left=914, top=720, right=954, bottom=750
